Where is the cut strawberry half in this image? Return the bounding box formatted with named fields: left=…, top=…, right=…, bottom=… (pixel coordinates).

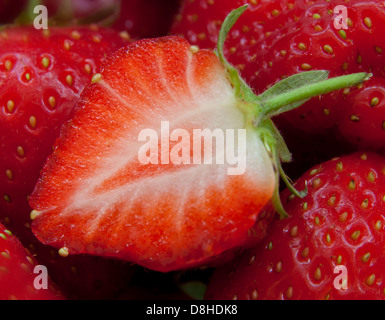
left=29, top=6, right=369, bottom=272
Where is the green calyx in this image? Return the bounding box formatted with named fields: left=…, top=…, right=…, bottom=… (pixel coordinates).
left=216, top=5, right=371, bottom=218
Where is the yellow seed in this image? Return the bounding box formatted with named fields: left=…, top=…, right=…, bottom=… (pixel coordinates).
left=301, top=247, right=309, bottom=258
left=327, top=195, right=336, bottom=206
left=248, top=255, right=256, bottom=265
left=314, top=25, right=322, bottom=32
left=348, top=179, right=356, bottom=190
left=84, top=64, right=92, bottom=74
left=324, top=44, right=334, bottom=54
left=63, top=40, right=72, bottom=50
left=91, top=73, right=102, bottom=83
left=271, top=9, right=280, bottom=17
left=339, top=211, right=348, bottom=222
left=364, top=17, right=372, bottom=28
left=313, top=13, right=321, bottom=19
left=350, top=114, right=360, bottom=122
left=280, top=50, right=287, bottom=57
left=29, top=116, right=37, bottom=129
left=267, top=241, right=273, bottom=250
left=3, top=195, right=10, bottom=203
left=298, top=42, right=307, bottom=50
left=1, top=251, right=10, bottom=259
left=4, top=59, right=12, bottom=71
left=92, top=35, right=101, bottom=43
left=41, top=57, right=50, bottom=68
left=361, top=252, right=371, bottom=263
left=301, top=63, right=312, bottom=70
left=337, top=255, right=342, bottom=264
left=251, top=290, right=258, bottom=300
left=375, top=220, right=382, bottom=231
left=48, top=96, right=56, bottom=109
left=338, top=29, right=347, bottom=39
left=366, top=274, right=376, bottom=286
left=6, top=100, right=15, bottom=113
left=315, top=216, right=320, bottom=225
left=58, top=247, right=69, bottom=257
left=71, top=30, right=81, bottom=40
left=336, top=161, right=343, bottom=171
left=370, top=97, right=380, bottom=106
left=302, top=202, right=308, bottom=211
left=314, top=267, right=322, bottom=280
left=326, top=233, right=331, bottom=243
left=361, top=199, right=369, bottom=209
left=275, top=261, right=283, bottom=273
left=286, top=286, right=293, bottom=299
left=30, top=210, right=40, bottom=221
left=5, top=169, right=13, bottom=180
left=119, top=31, right=130, bottom=41
left=17, top=146, right=25, bottom=157
left=341, top=62, right=348, bottom=70
left=367, top=171, right=376, bottom=182
left=231, top=294, right=238, bottom=300
left=361, top=153, right=368, bottom=160
left=290, top=225, right=299, bottom=237
left=350, top=230, right=361, bottom=241
left=66, top=75, right=73, bottom=86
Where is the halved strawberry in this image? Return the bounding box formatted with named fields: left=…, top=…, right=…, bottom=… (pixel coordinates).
left=29, top=7, right=369, bottom=272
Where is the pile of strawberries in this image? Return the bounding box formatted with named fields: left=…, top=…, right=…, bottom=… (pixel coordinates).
left=2, top=0, right=385, bottom=300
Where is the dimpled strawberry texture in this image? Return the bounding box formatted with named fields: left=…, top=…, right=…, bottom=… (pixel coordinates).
left=205, top=152, right=385, bottom=300
left=0, top=223, right=63, bottom=300
left=0, top=26, right=131, bottom=240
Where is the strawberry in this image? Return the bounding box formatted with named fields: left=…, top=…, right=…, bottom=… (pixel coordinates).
left=172, top=0, right=385, bottom=149
left=0, top=25, right=131, bottom=240
left=0, top=25, right=133, bottom=299
left=205, top=151, right=385, bottom=300
left=0, top=222, right=64, bottom=300
left=28, top=7, right=368, bottom=272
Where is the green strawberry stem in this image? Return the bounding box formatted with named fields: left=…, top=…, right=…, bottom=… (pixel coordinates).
left=260, top=72, right=370, bottom=119
left=218, top=5, right=371, bottom=218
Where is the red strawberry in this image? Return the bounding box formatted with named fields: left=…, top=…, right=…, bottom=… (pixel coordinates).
left=0, top=25, right=131, bottom=240
left=205, top=151, right=385, bottom=300
left=172, top=0, right=385, bottom=149
left=0, top=25, right=133, bottom=299
left=0, top=222, right=64, bottom=300
left=28, top=7, right=368, bottom=272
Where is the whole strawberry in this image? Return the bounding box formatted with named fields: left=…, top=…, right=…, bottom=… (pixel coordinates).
left=0, top=25, right=133, bottom=299
left=205, top=152, right=385, bottom=300
left=0, top=222, right=64, bottom=300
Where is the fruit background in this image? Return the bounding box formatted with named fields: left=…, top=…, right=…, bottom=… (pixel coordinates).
left=2, top=0, right=385, bottom=300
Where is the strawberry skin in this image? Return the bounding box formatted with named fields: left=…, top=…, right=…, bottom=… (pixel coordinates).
left=172, top=0, right=385, bottom=148
left=0, top=25, right=133, bottom=299
left=0, top=222, right=64, bottom=300
left=29, top=36, right=276, bottom=272
left=205, top=152, right=385, bottom=300
left=338, top=77, right=385, bottom=150
left=0, top=25, right=131, bottom=239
